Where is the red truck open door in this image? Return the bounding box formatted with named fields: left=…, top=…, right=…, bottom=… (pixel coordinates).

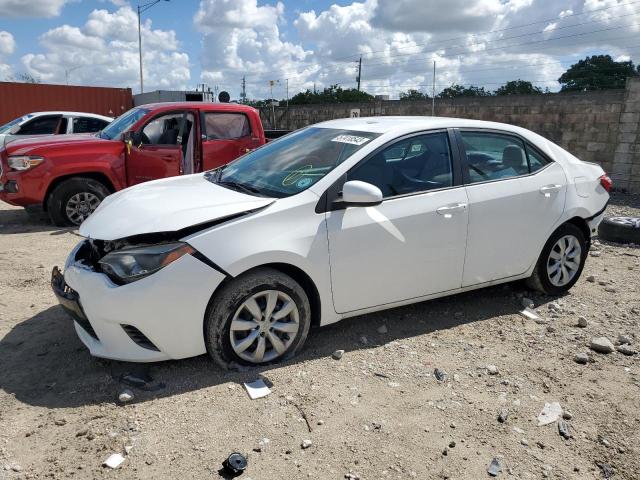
left=126, top=110, right=190, bottom=185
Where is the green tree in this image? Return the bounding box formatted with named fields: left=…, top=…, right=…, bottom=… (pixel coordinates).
left=289, top=84, right=373, bottom=104
left=438, top=84, right=491, bottom=98
left=399, top=89, right=429, bottom=101
left=494, top=80, right=543, bottom=96
left=7, top=72, right=40, bottom=83
left=558, top=54, right=638, bottom=91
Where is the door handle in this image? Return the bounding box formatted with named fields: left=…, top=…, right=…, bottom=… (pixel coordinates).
left=539, top=184, right=562, bottom=197
left=436, top=203, right=467, bottom=218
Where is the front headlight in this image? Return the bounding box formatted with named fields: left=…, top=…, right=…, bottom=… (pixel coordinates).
left=99, top=242, right=195, bottom=285
left=8, top=155, right=44, bottom=171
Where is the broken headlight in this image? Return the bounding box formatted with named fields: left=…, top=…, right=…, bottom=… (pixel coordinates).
left=98, top=242, right=195, bottom=284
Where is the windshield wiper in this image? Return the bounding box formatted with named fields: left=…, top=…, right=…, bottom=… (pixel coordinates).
left=216, top=180, right=264, bottom=196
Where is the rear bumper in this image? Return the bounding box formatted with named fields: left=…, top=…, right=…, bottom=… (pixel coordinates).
left=52, top=241, right=226, bottom=362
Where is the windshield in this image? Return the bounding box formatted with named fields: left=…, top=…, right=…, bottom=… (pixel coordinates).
left=207, top=127, right=381, bottom=198
left=0, top=114, right=33, bottom=134
left=99, top=107, right=149, bottom=140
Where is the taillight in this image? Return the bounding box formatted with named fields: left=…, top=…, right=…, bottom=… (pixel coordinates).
left=599, top=174, right=612, bottom=192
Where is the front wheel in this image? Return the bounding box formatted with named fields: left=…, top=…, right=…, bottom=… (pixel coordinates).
left=46, top=178, right=110, bottom=227
left=526, top=223, right=587, bottom=295
left=204, top=268, right=311, bottom=368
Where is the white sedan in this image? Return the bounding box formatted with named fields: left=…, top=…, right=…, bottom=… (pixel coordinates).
left=52, top=117, right=610, bottom=366
left=0, top=111, right=113, bottom=145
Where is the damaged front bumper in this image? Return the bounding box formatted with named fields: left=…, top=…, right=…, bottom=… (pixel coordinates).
left=51, top=240, right=226, bottom=362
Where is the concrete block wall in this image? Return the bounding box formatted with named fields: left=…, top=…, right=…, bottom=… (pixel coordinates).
left=259, top=78, right=640, bottom=192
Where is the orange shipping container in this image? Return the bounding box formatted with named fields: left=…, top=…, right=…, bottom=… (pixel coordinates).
left=0, top=82, right=133, bottom=124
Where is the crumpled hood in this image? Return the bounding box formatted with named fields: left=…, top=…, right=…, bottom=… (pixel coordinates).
left=79, top=173, right=275, bottom=241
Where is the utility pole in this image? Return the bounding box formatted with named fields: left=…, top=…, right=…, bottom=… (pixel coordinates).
left=432, top=60, right=436, bottom=117
left=356, top=56, right=362, bottom=91
left=137, top=0, right=170, bottom=94
left=269, top=80, right=276, bottom=128
left=285, top=78, right=289, bottom=130
left=241, top=76, right=247, bottom=104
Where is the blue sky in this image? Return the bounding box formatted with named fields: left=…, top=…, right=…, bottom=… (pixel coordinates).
left=0, top=0, right=638, bottom=99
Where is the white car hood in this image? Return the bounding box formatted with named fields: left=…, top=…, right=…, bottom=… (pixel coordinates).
left=79, top=174, right=275, bottom=241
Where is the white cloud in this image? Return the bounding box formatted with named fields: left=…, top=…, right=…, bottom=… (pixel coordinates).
left=0, top=30, right=14, bottom=78
left=195, top=0, right=310, bottom=98
left=559, top=9, right=573, bottom=18
left=20, top=6, right=190, bottom=91
left=371, top=0, right=505, bottom=33
left=0, top=0, right=68, bottom=18
left=0, top=30, right=15, bottom=55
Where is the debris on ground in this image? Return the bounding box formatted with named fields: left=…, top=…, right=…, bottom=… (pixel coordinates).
left=433, top=368, right=448, bottom=381
left=538, top=402, right=563, bottom=426
left=497, top=409, right=509, bottom=423
left=377, top=324, right=388, bottom=334
left=487, top=457, right=502, bottom=477
left=118, top=389, right=134, bottom=403
left=574, top=353, right=589, bottom=365
left=616, top=344, right=637, bottom=356
left=577, top=316, right=588, bottom=328
left=486, top=364, right=499, bottom=375
left=332, top=349, right=344, bottom=360
left=301, top=439, right=313, bottom=449
left=119, top=372, right=165, bottom=392
left=103, top=453, right=125, bottom=469
left=243, top=379, right=271, bottom=400
left=520, top=307, right=543, bottom=322
left=221, top=452, right=247, bottom=477
left=558, top=420, right=571, bottom=440
left=590, top=337, right=615, bottom=354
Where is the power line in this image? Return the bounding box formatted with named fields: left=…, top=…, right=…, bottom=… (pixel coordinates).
left=244, top=36, right=640, bottom=90
left=242, top=21, right=639, bottom=90
left=244, top=1, right=640, bottom=81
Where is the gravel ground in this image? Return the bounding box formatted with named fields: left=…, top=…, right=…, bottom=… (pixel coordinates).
left=0, top=194, right=639, bottom=480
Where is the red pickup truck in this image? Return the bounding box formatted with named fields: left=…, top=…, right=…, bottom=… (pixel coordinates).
left=0, top=102, right=275, bottom=226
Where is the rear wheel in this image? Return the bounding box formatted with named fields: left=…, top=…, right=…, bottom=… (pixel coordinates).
left=46, top=178, right=110, bottom=227
left=204, top=268, right=311, bottom=368
left=526, top=223, right=587, bottom=295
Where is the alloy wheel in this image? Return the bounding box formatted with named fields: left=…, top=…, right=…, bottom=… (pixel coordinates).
left=229, top=290, right=300, bottom=363
left=546, top=234, right=582, bottom=287
left=65, top=192, right=101, bottom=225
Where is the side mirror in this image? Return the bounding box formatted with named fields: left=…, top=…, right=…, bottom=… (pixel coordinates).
left=341, top=180, right=383, bottom=206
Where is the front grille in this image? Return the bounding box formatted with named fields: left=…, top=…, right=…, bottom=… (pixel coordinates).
left=121, top=325, right=160, bottom=351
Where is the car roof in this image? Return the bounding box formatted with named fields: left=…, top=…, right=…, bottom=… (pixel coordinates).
left=26, top=111, right=113, bottom=120
left=315, top=116, right=532, bottom=135
left=137, top=102, right=258, bottom=114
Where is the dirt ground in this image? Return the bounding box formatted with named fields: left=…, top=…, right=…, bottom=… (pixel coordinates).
left=0, top=195, right=639, bottom=480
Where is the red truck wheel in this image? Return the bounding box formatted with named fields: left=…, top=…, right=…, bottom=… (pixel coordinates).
left=46, top=178, right=110, bottom=227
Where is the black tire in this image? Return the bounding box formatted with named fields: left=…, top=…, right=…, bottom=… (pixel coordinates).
left=598, top=216, right=640, bottom=244
left=526, top=223, right=588, bottom=295
left=204, top=268, right=311, bottom=368
left=46, top=178, right=110, bottom=227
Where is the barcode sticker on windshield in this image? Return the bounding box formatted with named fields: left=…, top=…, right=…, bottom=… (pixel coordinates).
left=331, top=134, right=370, bottom=146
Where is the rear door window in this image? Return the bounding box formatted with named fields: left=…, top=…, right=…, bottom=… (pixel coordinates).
left=460, top=132, right=528, bottom=184
left=204, top=113, right=251, bottom=140
left=73, top=116, right=110, bottom=134
left=17, top=115, right=62, bottom=135
left=525, top=144, right=551, bottom=173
